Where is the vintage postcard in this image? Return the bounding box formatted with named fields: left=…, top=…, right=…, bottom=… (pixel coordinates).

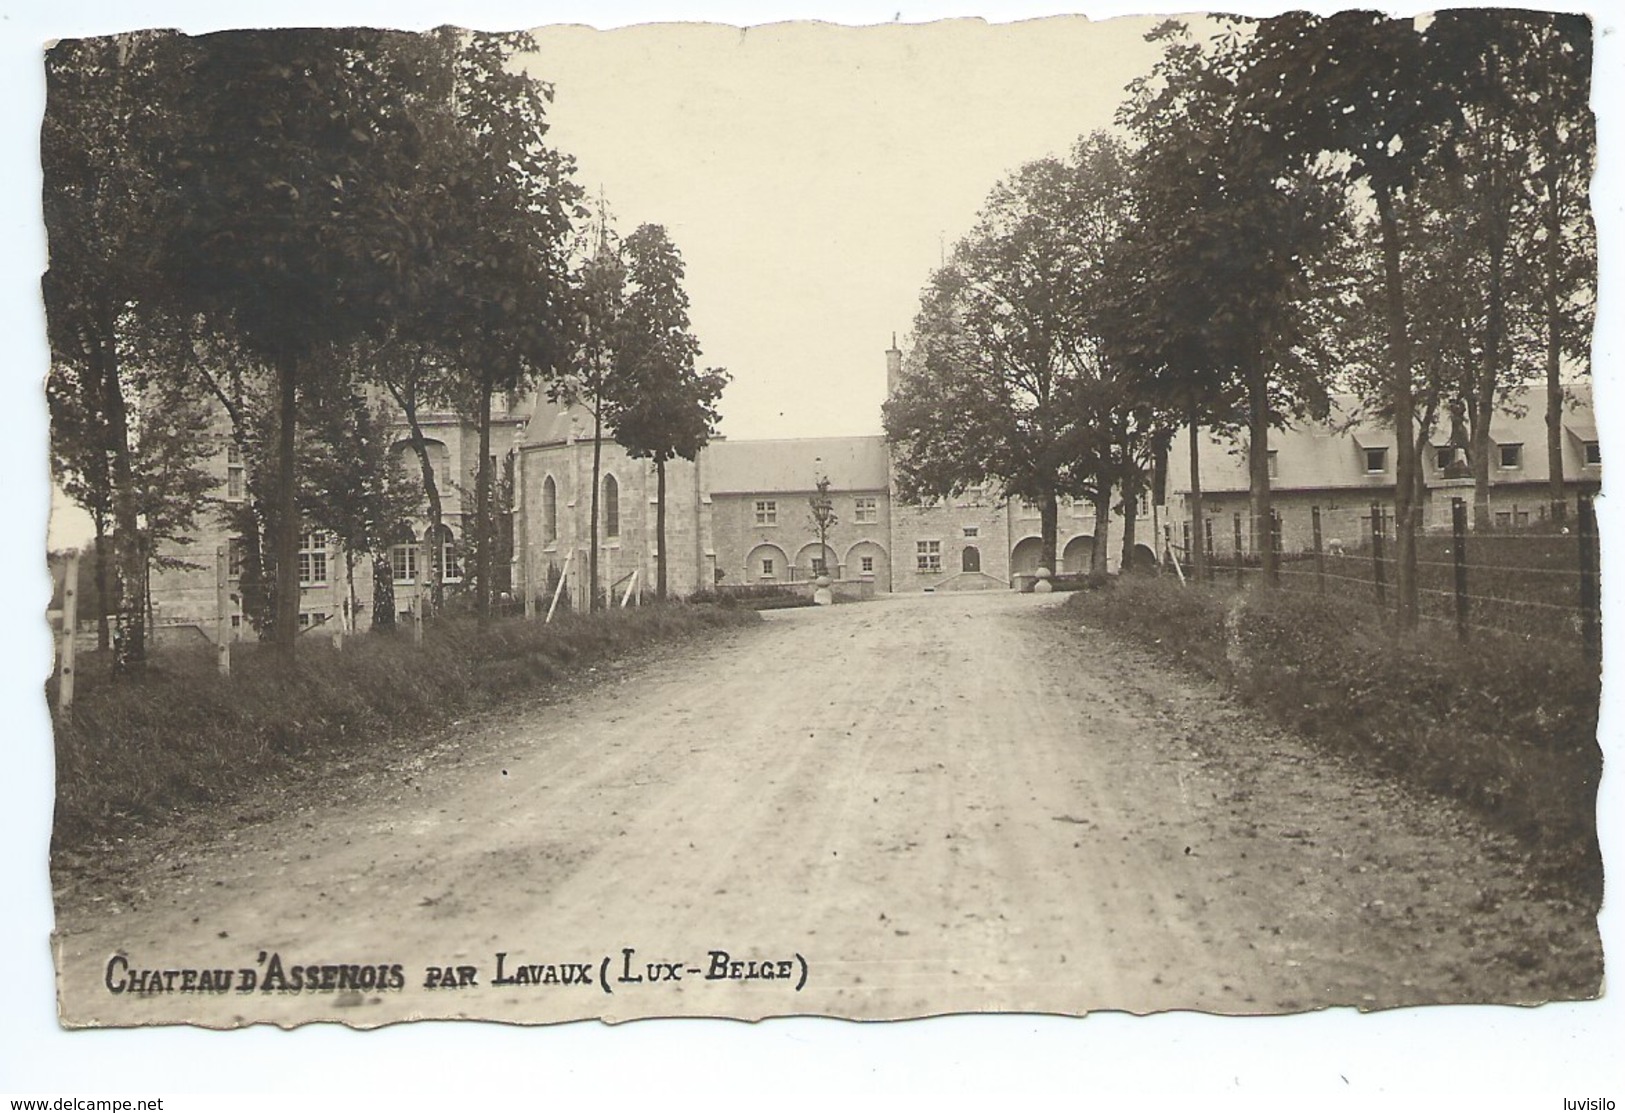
left=26, top=1, right=1613, bottom=1074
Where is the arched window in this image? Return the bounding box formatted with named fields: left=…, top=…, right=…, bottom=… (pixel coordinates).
left=962, top=545, right=981, bottom=573
left=430, top=523, right=462, bottom=583
left=603, top=474, right=620, bottom=538
left=542, top=475, right=558, bottom=543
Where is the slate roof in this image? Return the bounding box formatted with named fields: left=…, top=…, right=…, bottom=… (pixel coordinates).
left=706, top=436, right=890, bottom=495
left=1168, top=383, right=1598, bottom=494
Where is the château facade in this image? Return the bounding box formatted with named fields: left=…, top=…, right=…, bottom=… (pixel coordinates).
left=140, top=346, right=1600, bottom=641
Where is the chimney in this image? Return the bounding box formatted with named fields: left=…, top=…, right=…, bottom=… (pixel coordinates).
left=885, top=333, right=903, bottom=398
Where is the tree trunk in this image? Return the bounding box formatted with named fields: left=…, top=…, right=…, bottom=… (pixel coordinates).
left=589, top=397, right=603, bottom=613
left=655, top=457, right=668, bottom=599
left=345, top=550, right=357, bottom=633
left=1187, top=399, right=1205, bottom=580
left=474, top=370, right=494, bottom=622
left=1039, top=492, right=1058, bottom=574
left=98, top=300, right=145, bottom=673
left=372, top=554, right=396, bottom=632
left=1090, top=487, right=1111, bottom=576
left=1543, top=164, right=1567, bottom=521
left=1246, top=349, right=1276, bottom=587
left=396, top=379, right=444, bottom=611
left=273, top=347, right=301, bottom=660
left=1471, top=401, right=1493, bottom=530
left=1375, top=186, right=1419, bottom=629
left=92, top=517, right=110, bottom=651
left=1120, top=476, right=1138, bottom=572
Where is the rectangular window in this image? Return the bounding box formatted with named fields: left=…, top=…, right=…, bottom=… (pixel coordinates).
left=298, top=531, right=328, bottom=586
left=1498, top=443, right=1523, bottom=469
left=963, top=526, right=979, bottom=538
left=916, top=540, right=941, bottom=573
left=1435, top=445, right=1454, bottom=471
left=755, top=499, right=778, bottom=526
left=1515, top=510, right=1529, bottom=528
left=853, top=497, right=877, bottom=524
left=761, top=557, right=775, bottom=577
left=1585, top=441, right=1602, bottom=466
left=1495, top=511, right=1512, bottom=529
left=1363, top=447, right=1388, bottom=474
left=860, top=556, right=874, bottom=574
left=226, top=443, right=245, bottom=501
left=810, top=556, right=828, bottom=576
left=227, top=537, right=243, bottom=580
left=391, top=542, right=418, bottom=584
left=1266, top=450, right=1278, bottom=480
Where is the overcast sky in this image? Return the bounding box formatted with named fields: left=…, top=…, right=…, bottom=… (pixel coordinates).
left=524, top=15, right=1164, bottom=440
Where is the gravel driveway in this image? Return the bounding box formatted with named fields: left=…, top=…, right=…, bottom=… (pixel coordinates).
left=53, top=591, right=1602, bottom=1026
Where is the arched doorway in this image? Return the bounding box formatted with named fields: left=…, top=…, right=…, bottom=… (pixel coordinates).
left=961, top=545, right=981, bottom=573
left=744, top=543, right=789, bottom=583
left=1010, top=536, right=1044, bottom=576
left=794, top=541, right=836, bottom=581
left=1062, top=535, right=1095, bottom=575
left=845, top=540, right=890, bottom=592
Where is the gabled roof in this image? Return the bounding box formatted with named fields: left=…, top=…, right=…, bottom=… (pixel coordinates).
left=521, top=400, right=583, bottom=447
left=707, top=436, right=889, bottom=495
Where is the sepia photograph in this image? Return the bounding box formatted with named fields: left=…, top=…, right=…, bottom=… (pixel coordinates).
left=5, top=0, right=1621, bottom=1103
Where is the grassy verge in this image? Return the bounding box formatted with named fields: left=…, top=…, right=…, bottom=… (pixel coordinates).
left=51, top=603, right=761, bottom=854
left=1067, top=576, right=1602, bottom=898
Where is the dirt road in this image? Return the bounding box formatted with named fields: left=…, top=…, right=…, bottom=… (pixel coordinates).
left=53, top=591, right=1601, bottom=1026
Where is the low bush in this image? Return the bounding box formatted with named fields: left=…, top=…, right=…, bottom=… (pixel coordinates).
left=51, top=603, right=761, bottom=853
left=1068, top=577, right=1602, bottom=896
left=688, top=584, right=816, bottom=610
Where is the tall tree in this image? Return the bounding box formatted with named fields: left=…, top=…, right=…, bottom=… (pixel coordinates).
left=560, top=223, right=627, bottom=613
left=1119, top=19, right=1345, bottom=585
left=42, top=32, right=186, bottom=670
left=606, top=223, right=728, bottom=599
left=428, top=31, right=581, bottom=620
left=1237, top=11, right=1461, bottom=625
left=159, top=29, right=436, bottom=658
left=886, top=146, right=1127, bottom=574
left=298, top=358, right=418, bottom=631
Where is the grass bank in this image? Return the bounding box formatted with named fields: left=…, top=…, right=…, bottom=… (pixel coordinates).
left=51, top=603, right=761, bottom=853
left=1066, top=576, right=1602, bottom=898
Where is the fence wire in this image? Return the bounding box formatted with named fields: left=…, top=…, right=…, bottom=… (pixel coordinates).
left=1161, top=494, right=1601, bottom=657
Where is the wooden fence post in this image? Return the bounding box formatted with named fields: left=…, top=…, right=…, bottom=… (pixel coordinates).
left=546, top=551, right=573, bottom=624
left=1371, top=501, right=1387, bottom=607
left=215, top=544, right=232, bottom=677
left=1311, top=506, right=1324, bottom=594
left=1451, top=497, right=1469, bottom=643
left=1578, top=494, right=1600, bottom=660
left=58, top=550, right=80, bottom=717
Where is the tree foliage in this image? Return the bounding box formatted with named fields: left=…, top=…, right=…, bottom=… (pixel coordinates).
left=607, top=223, right=728, bottom=598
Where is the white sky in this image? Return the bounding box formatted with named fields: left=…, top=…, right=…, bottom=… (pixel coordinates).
left=524, top=16, right=1164, bottom=441
left=6, top=0, right=1623, bottom=1104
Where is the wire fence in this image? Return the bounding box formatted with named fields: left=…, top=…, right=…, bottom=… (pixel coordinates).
left=1164, top=494, right=1602, bottom=658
